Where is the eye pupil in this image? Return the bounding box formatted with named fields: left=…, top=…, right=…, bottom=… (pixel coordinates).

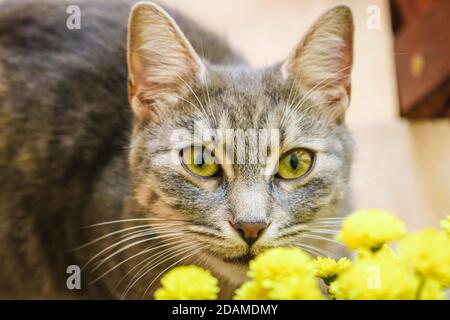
left=181, top=146, right=219, bottom=178
left=290, top=154, right=299, bottom=170
left=195, top=153, right=204, bottom=166
left=276, top=148, right=313, bottom=180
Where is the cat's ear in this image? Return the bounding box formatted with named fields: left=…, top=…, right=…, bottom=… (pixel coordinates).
left=127, top=2, right=205, bottom=120
left=282, top=5, right=353, bottom=117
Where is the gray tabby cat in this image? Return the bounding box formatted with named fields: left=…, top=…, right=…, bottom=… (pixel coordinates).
left=0, top=0, right=353, bottom=299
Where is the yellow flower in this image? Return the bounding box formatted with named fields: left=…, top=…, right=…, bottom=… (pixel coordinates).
left=355, top=244, right=396, bottom=260
left=329, top=253, right=419, bottom=300
left=234, top=281, right=268, bottom=300
left=234, top=247, right=324, bottom=300
left=154, top=265, right=219, bottom=300
left=314, top=257, right=352, bottom=284
left=440, top=216, right=450, bottom=235
left=418, top=278, right=447, bottom=300
left=337, top=209, right=406, bottom=251
left=266, top=275, right=325, bottom=300
left=234, top=275, right=325, bottom=300
left=399, top=228, right=450, bottom=286
left=248, top=247, right=315, bottom=282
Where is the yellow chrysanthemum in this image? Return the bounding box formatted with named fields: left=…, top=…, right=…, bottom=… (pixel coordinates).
left=337, top=209, right=406, bottom=251
left=440, top=216, right=450, bottom=235
left=418, top=278, right=447, bottom=300
left=154, top=265, right=219, bottom=300
left=248, top=247, right=316, bottom=282
left=314, top=257, right=352, bottom=284
left=234, top=277, right=324, bottom=300
left=233, top=281, right=268, bottom=300
left=266, top=275, right=325, bottom=300
left=399, top=228, right=450, bottom=286
left=329, top=253, right=419, bottom=300
left=235, top=247, right=324, bottom=300
left=355, top=244, right=396, bottom=261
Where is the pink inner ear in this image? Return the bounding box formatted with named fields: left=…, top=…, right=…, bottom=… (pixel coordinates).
left=284, top=6, right=354, bottom=101
left=339, top=37, right=353, bottom=92
left=126, top=2, right=208, bottom=122
left=128, top=41, right=200, bottom=98
left=345, top=83, right=352, bottom=97
left=129, top=52, right=147, bottom=89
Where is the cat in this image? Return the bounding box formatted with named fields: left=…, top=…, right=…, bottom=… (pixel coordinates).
left=0, top=0, right=354, bottom=299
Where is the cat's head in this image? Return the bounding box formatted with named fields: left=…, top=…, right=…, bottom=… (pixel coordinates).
left=126, top=2, right=353, bottom=282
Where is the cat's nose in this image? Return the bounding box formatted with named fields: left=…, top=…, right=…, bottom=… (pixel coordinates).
left=231, top=221, right=268, bottom=246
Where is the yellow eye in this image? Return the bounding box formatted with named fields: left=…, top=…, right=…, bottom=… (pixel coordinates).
left=277, top=149, right=314, bottom=180
left=181, top=146, right=219, bottom=177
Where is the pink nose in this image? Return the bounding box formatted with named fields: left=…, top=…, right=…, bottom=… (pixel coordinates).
left=232, top=221, right=268, bottom=246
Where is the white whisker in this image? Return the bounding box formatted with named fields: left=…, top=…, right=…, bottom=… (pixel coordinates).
left=295, top=242, right=337, bottom=259
left=92, top=238, right=192, bottom=285
left=175, top=74, right=212, bottom=123
left=298, top=233, right=343, bottom=246
left=71, top=223, right=184, bottom=251
left=140, top=245, right=208, bottom=299
left=281, top=65, right=352, bottom=125
left=112, top=239, right=196, bottom=293
left=84, top=232, right=185, bottom=270
left=122, top=242, right=203, bottom=299
left=86, top=217, right=187, bottom=228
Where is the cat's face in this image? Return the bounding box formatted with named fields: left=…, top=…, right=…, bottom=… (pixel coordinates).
left=126, top=3, right=353, bottom=282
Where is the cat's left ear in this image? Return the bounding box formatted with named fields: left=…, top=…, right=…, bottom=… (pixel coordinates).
left=127, top=2, right=206, bottom=120
left=282, top=5, right=354, bottom=117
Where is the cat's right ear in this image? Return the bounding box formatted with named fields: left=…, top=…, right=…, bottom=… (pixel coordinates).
left=281, top=5, right=354, bottom=119
left=127, top=2, right=205, bottom=121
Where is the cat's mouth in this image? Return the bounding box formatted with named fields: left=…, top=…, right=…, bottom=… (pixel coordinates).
left=222, top=253, right=255, bottom=265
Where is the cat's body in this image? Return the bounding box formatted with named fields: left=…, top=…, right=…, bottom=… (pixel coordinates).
left=0, top=0, right=354, bottom=299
